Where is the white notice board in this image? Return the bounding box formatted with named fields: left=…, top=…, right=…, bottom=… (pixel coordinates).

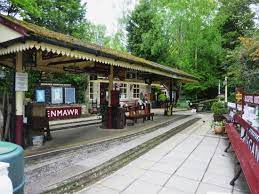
left=15, top=72, right=28, bottom=91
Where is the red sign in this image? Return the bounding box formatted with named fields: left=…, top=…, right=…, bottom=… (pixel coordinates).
left=47, top=106, right=81, bottom=120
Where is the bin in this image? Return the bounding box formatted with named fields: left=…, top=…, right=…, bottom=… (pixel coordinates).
left=0, top=141, right=24, bottom=194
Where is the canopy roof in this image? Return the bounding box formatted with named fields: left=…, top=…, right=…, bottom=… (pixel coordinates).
left=0, top=14, right=198, bottom=82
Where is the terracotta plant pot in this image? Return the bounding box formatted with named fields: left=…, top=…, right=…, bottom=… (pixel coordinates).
left=214, top=126, right=225, bottom=134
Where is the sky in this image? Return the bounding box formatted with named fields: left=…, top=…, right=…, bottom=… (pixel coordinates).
left=84, top=0, right=138, bottom=35
left=84, top=1, right=259, bottom=35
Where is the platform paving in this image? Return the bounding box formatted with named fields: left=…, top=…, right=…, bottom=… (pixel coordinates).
left=78, top=113, right=250, bottom=194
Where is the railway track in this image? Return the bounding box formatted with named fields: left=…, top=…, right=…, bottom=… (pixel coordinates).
left=25, top=115, right=189, bottom=163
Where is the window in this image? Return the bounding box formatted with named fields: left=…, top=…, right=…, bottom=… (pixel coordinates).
left=89, top=82, right=94, bottom=100
left=126, top=71, right=137, bottom=79
left=120, top=84, right=127, bottom=99
left=133, top=84, right=140, bottom=98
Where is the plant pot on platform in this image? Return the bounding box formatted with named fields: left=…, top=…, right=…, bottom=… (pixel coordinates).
left=211, top=121, right=225, bottom=134
left=213, top=126, right=225, bottom=134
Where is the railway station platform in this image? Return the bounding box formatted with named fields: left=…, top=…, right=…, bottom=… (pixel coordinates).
left=78, top=113, right=250, bottom=194
left=25, top=109, right=187, bottom=157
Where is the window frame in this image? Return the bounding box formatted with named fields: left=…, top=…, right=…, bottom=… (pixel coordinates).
left=89, top=82, right=94, bottom=100
left=119, top=83, right=127, bottom=99
left=133, top=84, right=140, bottom=98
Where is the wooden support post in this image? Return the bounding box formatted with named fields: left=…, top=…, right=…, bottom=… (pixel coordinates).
left=169, top=78, right=173, bottom=116
left=108, top=65, right=114, bottom=128
left=15, top=52, right=24, bottom=146
left=169, top=78, right=173, bottom=104
left=108, top=65, right=114, bottom=107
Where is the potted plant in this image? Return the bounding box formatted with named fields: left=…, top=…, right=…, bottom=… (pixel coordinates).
left=211, top=101, right=227, bottom=121
left=211, top=121, right=225, bottom=134
left=158, top=93, right=168, bottom=108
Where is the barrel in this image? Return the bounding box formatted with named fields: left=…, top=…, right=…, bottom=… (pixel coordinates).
left=0, top=141, right=24, bottom=194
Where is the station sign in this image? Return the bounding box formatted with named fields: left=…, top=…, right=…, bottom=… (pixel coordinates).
left=235, top=91, right=243, bottom=103
left=47, top=106, right=81, bottom=120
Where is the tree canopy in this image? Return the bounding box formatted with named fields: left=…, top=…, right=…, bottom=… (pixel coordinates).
left=126, top=0, right=259, bottom=98
left=0, top=0, right=258, bottom=101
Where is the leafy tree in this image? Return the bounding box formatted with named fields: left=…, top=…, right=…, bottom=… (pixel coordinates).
left=0, top=0, right=95, bottom=103
left=227, top=33, right=259, bottom=93
left=0, top=0, right=39, bottom=17
left=126, top=0, right=160, bottom=61
left=127, top=0, right=224, bottom=99
left=0, top=0, right=88, bottom=37
left=104, top=32, right=127, bottom=51
left=217, top=0, right=256, bottom=49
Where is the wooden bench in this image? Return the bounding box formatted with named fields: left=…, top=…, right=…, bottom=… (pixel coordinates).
left=125, top=105, right=154, bottom=125
left=224, top=114, right=259, bottom=194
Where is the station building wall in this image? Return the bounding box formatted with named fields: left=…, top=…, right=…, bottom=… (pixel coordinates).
left=88, top=80, right=151, bottom=107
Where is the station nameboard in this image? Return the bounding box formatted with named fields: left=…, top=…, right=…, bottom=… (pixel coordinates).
left=47, top=106, right=81, bottom=120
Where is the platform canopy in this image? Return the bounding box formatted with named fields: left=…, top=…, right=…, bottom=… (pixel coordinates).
left=0, top=14, right=198, bottom=82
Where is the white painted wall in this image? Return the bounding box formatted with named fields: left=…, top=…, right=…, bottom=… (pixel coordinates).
left=88, top=80, right=150, bottom=106
left=0, top=24, right=22, bottom=43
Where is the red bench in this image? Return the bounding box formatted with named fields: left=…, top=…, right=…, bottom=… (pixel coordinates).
left=225, top=115, right=259, bottom=194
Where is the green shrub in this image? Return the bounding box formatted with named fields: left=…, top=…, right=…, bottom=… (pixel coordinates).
left=158, top=93, right=168, bottom=102
left=211, top=101, right=227, bottom=115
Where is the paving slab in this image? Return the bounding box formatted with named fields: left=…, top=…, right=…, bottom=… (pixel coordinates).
left=159, top=186, right=194, bottom=194
left=139, top=170, right=171, bottom=186
left=78, top=184, right=119, bottom=194
left=78, top=113, right=251, bottom=194
left=99, top=174, right=136, bottom=191
left=196, top=182, right=232, bottom=194
left=122, top=180, right=162, bottom=194
left=164, top=175, right=200, bottom=193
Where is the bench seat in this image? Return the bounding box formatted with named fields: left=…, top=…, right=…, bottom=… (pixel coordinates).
left=225, top=123, right=259, bottom=194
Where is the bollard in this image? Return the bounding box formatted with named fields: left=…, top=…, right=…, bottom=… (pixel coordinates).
left=0, top=162, right=13, bottom=194
left=0, top=142, right=24, bottom=194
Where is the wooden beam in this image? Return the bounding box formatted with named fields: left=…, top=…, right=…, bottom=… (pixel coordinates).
left=32, top=66, right=64, bottom=73
left=47, top=59, right=85, bottom=66
left=0, top=59, right=14, bottom=68
left=36, top=50, right=75, bottom=66
left=51, top=61, right=95, bottom=69
left=36, top=50, right=43, bottom=66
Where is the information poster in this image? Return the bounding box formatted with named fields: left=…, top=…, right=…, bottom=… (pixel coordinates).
left=51, top=87, right=63, bottom=104
left=65, top=87, right=76, bottom=104
left=36, top=89, right=45, bottom=103
left=15, top=72, right=28, bottom=91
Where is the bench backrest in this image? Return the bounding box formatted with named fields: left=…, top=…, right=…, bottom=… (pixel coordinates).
left=233, top=114, right=259, bottom=163
left=227, top=114, right=259, bottom=194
